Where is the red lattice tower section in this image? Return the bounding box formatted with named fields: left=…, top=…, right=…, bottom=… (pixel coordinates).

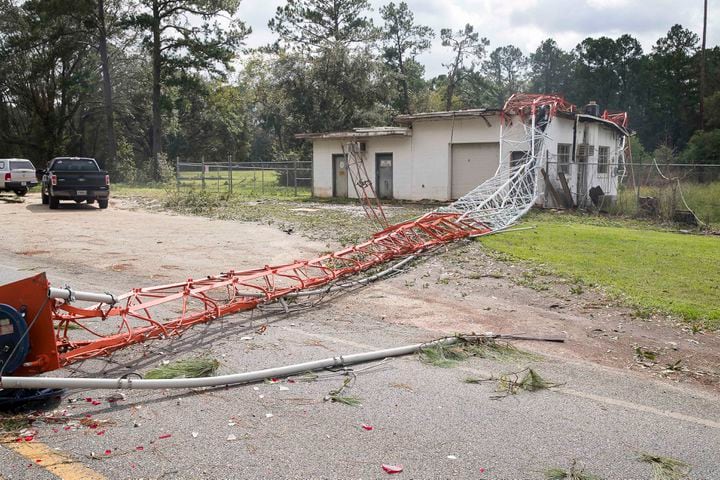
left=502, top=93, right=576, bottom=120
left=602, top=110, right=629, bottom=129
left=4, top=213, right=489, bottom=375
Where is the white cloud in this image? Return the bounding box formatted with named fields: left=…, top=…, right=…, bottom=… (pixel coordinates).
left=236, top=0, right=718, bottom=78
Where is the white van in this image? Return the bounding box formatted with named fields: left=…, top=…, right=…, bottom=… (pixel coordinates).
left=0, top=158, right=38, bottom=196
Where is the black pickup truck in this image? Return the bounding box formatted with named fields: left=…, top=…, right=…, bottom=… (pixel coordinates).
left=40, top=157, right=110, bottom=209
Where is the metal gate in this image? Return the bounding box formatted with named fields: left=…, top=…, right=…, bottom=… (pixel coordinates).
left=175, top=158, right=312, bottom=197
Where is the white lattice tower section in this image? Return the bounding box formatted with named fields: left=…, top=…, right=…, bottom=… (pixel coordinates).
left=440, top=94, right=575, bottom=232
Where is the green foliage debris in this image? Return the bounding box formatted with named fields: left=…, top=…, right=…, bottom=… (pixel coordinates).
left=325, top=377, right=362, bottom=407
left=497, top=368, right=559, bottom=396
left=144, top=357, right=220, bottom=379
left=0, top=415, right=31, bottom=433
left=544, top=460, right=602, bottom=480
left=419, top=336, right=539, bottom=368
left=638, top=453, right=690, bottom=480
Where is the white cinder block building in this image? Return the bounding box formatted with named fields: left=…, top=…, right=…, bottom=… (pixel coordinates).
left=297, top=106, right=630, bottom=208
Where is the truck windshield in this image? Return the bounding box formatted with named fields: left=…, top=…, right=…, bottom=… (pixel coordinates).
left=10, top=160, right=34, bottom=170
left=52, top=159, right=98, bottom=171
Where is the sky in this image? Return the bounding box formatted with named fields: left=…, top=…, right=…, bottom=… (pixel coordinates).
left=235, top=0, right=717, bottom=77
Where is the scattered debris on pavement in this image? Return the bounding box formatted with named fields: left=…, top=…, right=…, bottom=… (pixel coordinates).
left=144, top=357, right=220, bottom=379
left=419, top=336, right=541, bottom=368
left=496, top=368, right=559, bottom=397
left=381, top=464, right=404, bottom=474
left=325, top=377, right=362, bottom=406
left=638, top=452, right=690, bottom=480
left=544, top=459, right=601, bottom=480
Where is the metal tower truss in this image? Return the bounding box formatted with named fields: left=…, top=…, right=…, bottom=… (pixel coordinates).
left=342, top=142, right=389, bottom=229
left=1, top=94, right=603, bottom=379
left=2, top=212, right=487, bottom=375
left=614, top=132, right=629, bottom=183
left=443, top=94, right=575, bottom=230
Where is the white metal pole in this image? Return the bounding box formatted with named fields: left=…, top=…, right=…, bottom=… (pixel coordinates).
left=0, top=337, right=464, bottom=390
left=48, top=287, right=116, bottom=305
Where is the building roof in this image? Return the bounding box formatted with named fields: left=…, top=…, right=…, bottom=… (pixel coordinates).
left=576, top=113, right=632, bottom=136
left=394, top=108, right=501, bottom=125
left=295, top=126, right=411, bottom=140
left=556, top=111, right=631, bottom=136
left=296, top=107, right=630, bottom=141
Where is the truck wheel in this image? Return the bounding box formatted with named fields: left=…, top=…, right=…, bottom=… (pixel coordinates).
left=49, top=194, right=59, bottom=209
left=98, top=199, right=108, bottom=209
left=14, top=188, right=28, bottom=197
left=41, top=190, right=49, bottom=204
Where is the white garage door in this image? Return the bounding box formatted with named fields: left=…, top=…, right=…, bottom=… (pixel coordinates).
left=451, top=143, right=500, bottom=199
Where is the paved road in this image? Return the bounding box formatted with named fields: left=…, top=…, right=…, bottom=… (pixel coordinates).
left=1, top=210, right=719, bottom=479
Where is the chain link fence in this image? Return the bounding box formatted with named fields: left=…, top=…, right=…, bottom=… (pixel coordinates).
left=175, top=158, right=312, bottom=197
left=544, top=161, right=720, bottom=226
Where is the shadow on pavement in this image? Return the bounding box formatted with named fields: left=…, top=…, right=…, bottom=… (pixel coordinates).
left=25, top=202, right=102, bottom=213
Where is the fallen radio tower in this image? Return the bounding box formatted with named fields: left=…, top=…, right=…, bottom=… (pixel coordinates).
left=1, top=94, right=591, bottom=387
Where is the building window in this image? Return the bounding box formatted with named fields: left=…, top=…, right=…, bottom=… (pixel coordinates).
left=510, top=151, right=526, bottom=168
left=598, top=146, right=609, bottom=174
left=557, top=144, right=571, bottom=175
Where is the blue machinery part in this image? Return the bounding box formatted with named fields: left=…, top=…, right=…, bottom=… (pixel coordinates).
left=0, top=303, right=64, bottom=411
left=0, top=303, right=29, bottom=375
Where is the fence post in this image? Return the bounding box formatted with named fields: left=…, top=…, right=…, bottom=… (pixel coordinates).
left=228, top=154, right=233, bottom=194
left=294, top=160, right=298, bottom=197
left=201, top=156, right=206, bottom=191
left=175, top=156, right=180, bottom=191
left=261, top=166, right=265, bottom=195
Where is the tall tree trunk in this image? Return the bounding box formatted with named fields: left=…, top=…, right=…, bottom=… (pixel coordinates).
left=445, top=51, right=462, bottom=111
left=445, top=75, right=455, bottom=111
left=97, top=0, right=117, bottom=172
left=397, top=53, right=409, bottom=114
left=699, top=0, right=707, bottom=130
left=151, top=0, right=163, bottom=180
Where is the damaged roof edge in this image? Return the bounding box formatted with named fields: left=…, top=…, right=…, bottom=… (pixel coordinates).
left=556, top=111, right=632, bottom=136
left=296, top=108, right=630, bottom=140
left=295, top=126, right=412, bottom=140
left=394, top=108, right=502, bottom=124
left=295, top=109, right=502, bottom=139
left=576, top=113, right=632, bottom=136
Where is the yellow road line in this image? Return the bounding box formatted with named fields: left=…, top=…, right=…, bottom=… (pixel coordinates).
left=1, top=436, right=107, bottom=480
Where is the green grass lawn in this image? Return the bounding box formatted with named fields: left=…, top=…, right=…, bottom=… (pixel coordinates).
left=112, top=183, right=170, bottom=199
left=480, top=211, right=720, bottom=328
